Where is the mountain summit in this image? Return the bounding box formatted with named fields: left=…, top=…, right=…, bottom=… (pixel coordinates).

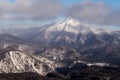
left=26, top=18, right=120, bottom=48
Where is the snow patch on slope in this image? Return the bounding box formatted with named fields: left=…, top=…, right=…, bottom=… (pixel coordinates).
left=0, top=50, right=59, bottom=75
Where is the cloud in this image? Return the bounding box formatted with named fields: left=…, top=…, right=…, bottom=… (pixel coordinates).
left=0, top=0, right=120, bottom=26
left=100, top=10, right=120, bottom=26
left=66, top=0, right=120, bottom=26
left=0, top=0, right=63, bottom=20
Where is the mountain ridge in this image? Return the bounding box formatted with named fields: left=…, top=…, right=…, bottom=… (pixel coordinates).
left=0, top=18, right=120, bottom=76
left=23, top=18, right=120, bottom=48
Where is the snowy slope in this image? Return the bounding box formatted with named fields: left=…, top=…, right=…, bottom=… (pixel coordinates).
left=0, top=47, right=83, bottom=75
left=0, top=48, right=58, bottom=75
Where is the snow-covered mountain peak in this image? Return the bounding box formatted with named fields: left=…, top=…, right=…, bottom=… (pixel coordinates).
left=51, top=18, right=111, bottom=35
left=90, top=28, right=112, bottom=35
left=58, top=18, right=81, bottom=27
left=46, top=18, right=91, bottom=34
left=28, top=18, right=120, bottom=47
left=90, top=28, right=104, bottom=34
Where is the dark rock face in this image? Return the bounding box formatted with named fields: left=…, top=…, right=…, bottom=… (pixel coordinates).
left=80, top=44, right=120, bottom=65
left=48, top=63, right=120, bottom=80
left=0, top=72, right=64, bottom=80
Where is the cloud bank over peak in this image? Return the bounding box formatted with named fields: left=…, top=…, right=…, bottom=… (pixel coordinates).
left=0, top=0, right=120, bottom=26
left=66, top=0, right=120, bottom=26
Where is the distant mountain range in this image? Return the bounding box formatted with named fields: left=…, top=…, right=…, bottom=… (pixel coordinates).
left=0, top=18, right=120, bottom=75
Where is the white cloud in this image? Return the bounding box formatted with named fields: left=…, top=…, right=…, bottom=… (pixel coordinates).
left=0, top=0, right=120, bottom=26
left=66, top=1, right=111, bottom=23
left=0, top=0, right=63, bottom=20
left=66, top=0, right=120, bottom=26
left=100, top=10, right=120, bottom=26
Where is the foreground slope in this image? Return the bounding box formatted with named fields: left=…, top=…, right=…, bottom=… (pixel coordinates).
left=0, top=47, right=83, bottom=75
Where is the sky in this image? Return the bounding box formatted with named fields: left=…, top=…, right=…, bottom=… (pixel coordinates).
left=63, top=0, right=120, bottom=8
left=0, top=0, right=120, bottom=30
